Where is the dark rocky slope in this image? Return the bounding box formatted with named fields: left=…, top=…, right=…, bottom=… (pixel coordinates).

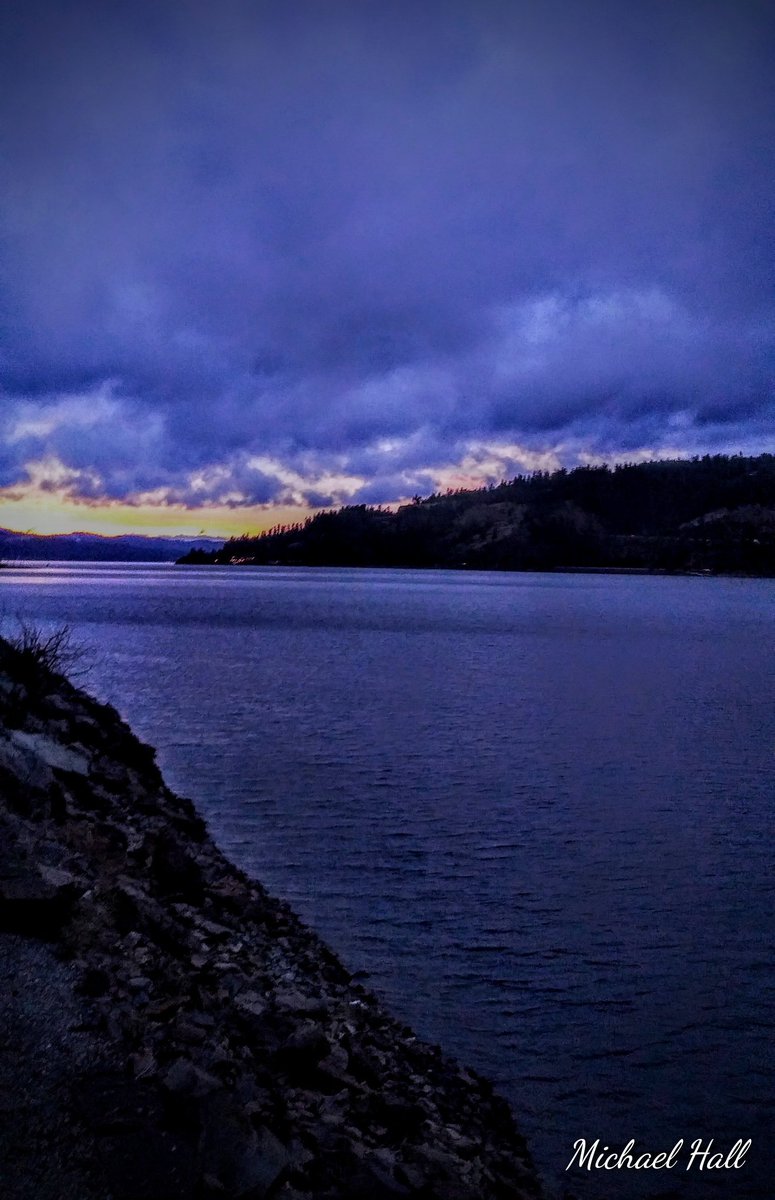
left=0, top=635, right=543, bottom=1200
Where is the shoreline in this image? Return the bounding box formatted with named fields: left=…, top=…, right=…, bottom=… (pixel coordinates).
left=0, top=635, right=544, bottom=1199
left=175, top=559, right=770, bottom=579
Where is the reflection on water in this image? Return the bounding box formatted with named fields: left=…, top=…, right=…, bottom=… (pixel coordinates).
left=2, top=562, right=773, bottom=1198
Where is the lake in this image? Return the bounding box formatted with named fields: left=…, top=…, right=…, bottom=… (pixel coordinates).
left=1, top=562, right=773, bottom=1198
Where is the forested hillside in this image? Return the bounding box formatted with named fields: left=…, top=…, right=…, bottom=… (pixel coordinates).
left=179, top=454, right=775, bottom=575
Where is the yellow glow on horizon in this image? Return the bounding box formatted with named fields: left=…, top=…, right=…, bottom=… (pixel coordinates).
left=0, top=489, right=315, bottom=540
left=0, top=451, right=371, bottom=539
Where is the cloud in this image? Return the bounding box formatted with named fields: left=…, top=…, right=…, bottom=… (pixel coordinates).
left=0, top=0, right=773, bottom=528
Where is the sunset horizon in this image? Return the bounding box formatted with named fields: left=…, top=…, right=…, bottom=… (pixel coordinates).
left=1, top=439, right=770, bottom=540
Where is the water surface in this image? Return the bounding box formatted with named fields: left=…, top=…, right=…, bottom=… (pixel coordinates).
left=2, top=563, right=772, bottom=1198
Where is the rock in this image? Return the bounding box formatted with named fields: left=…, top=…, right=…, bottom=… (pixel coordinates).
left=10, top=729, right=91, bottom=775
left=339, top=1158, right=412, bottom=1199
left=163, top=1057, right=222, bottom=1098
left=413, top=1143, right=464, bottom=1177
left=129, top=1047, right=158, bottom=1079
left=274, top=987, right=329, bottom=1017
left=233, top=989, right=268, bottom=1021
left=0, top=734, right=55, bottom=794
left=187, top=1010, right=216, bottom=1029
left=395, top=1161, right=427, bottom=1190
left=144, top=997, right=182, bottom=1023
left=195, top=915, right=233, bottom=940
left=0, top=858, right=76, bottom=939
left=38, top=863, right=81, bottom=890
left=199, top=1093, right=292, bottom=1198
left=175, top=1019, right=208, bottom=1044
left=318, top=1040, right=349, bottom=1076
left=274, top=1024, right=331, bottom=1076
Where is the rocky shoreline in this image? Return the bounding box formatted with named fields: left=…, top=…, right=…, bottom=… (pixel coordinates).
left=0, top=633, right=544, bottom=1200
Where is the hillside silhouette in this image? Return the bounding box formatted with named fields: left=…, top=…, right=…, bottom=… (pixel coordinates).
left=179, top=453, right=775, bottom=575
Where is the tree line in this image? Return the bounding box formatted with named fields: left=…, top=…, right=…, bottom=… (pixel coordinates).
left=179, top=453, right=775, bottom=575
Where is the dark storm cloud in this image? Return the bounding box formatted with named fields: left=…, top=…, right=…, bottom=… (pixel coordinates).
left=1, top=0, right=773, bottom=510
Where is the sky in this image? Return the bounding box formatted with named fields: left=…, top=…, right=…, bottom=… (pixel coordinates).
left=1, top=0, right=773, bottom=537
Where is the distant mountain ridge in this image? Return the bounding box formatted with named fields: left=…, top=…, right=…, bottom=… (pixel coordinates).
left=0, top=529, right=221, bottom=562
left=178, top=453, right=775, bottom=576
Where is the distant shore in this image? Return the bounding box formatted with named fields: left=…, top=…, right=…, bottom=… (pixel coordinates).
left=176, top=453, right=775, bottom=578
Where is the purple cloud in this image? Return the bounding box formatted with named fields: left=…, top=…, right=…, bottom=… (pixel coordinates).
left=0, top=0, right=773, bottom=517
